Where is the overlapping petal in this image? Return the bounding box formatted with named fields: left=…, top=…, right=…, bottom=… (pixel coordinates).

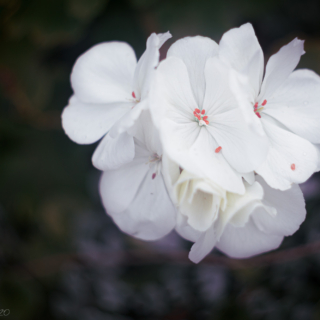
left=252, top=175, right=306, bottom=236
left=219, top=23, right=264, bottom=99
left=99, top=144, right=176, bottom=241
left=256, top=117, right=318, bottom=190
left=133, top=32, right=172, bottom=101
left=92, top=131, right=135, bottom=171
left=167, top=36, right=219, bottom=107
left=203, top=57, right=269, bottom=173
left=263, top=69, right=320, bottom=144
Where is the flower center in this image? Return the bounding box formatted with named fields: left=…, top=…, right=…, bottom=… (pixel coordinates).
left=254, top=99, right=267, bottom=118
left=193, top=108, right=209, bottom=126
left=147, top=153, right=162, bottom=179
left=131, top=91, right=140, bottom=104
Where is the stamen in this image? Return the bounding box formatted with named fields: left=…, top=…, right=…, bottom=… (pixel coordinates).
left=254, top=102, right=258, bottom=109
left=132, top=91, right=136, bottom=99
left=256, top=112, right=261, bottom=118
left=193, top=108, right=209, bottom=126
left=291, top=164, right=296, bottom=171
left=152, top=173, right=156, bottom=179
left=215, top=146, right=222, bottom=153
left=262, top=99, right=267, bottom=106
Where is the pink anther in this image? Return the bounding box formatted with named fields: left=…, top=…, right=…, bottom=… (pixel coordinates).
left=215, top=146, right=222, bottom=153
left=195, top=108, right=200, bottom=114
left=261, top=99, right=267, bottom=106
left=152, top=173, right=156, bottom=179
left=201, top=109, right=206, bottom=115
left=132, top=91, right=136, bottom=99
left=291, top=164, right=296, bottom=171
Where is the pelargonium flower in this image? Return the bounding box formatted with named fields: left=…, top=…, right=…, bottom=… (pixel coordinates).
left=164, top=159, right=306, bottom=263
left=62, top=32, right=171, bottom=171
left=99, top=111, right=176, bottom=240
left=221, top=23, right=320, bottom=190
left=150, top=36, right=269, bottom=195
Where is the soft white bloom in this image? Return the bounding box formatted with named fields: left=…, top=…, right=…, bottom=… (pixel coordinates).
left=62, top=32, right=171, bottom=171
left=150, top=36, right=269, bottom=195
left=99, top=111, right=176, bottom=240
left=165, top=161, right=306, bottom=263
left=221, top=23, right=320, bottom=190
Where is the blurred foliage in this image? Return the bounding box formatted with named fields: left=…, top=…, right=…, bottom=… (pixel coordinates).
left=1, top=0, right=320, bottom=319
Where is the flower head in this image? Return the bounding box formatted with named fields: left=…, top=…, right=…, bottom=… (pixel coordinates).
left=222, top=23, right=320, bottom=190
left=62, top=32, right=172, bottom=171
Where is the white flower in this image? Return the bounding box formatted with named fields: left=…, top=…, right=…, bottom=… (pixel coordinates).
left=221, top=23, right=320, bottom=190
left=62, top=32, right=171, bottom=171
left=99, top=111, right=176, bottom=240
left=149, top=36, right=269, bottom=195
left=170, top=168, right=306, bottom=263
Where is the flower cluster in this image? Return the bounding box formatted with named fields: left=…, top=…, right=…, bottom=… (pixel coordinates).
left=62, top=23, right=320, bottom=263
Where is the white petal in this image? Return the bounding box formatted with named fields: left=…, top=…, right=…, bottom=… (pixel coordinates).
left=92, top=132, right=135, bottom=171
left=206, top=109, right=269, bottom=173
left=150, top=57, right=199, bottom=125
left=175, top=213, right=202, bottom=243
left=99, top=145, right=149, bottom=214
left=252, top=175, right=306, bottom=236
left=108, top=99, right=148, bottom=138
left=229, top=69, right=266, bottom=136
left=161, top=153, right=182, bottom=203
left=61, top=96, right=133, bottom=144
left=71, top=42, right=137, bottom=104
left=133, top=32, right=172, bottom=101
left=315, top=144, right=320, bottom=171
left=242, top=172, right=255, bottom=185
left=127, top=109, right=163, bottom=156
left=259, top=38, right=305, bottom=100
left=167, top=36, right=219, bottom=107
left=202, top=57, right=237, bottom=115
left=100, top=162, right=176, bottom=241
left=219, top=23, right=264, bottom=99
left=263, top=69, right=320, bottom=144
left=214, top=181, right=264, bottom=239
left=256, top=116, right=318, bottom=190
left=216, top=219, right=284, bottom=259
left=161, top=119, right=245, bottom=194
left=189, top=227, right=216, bottom=264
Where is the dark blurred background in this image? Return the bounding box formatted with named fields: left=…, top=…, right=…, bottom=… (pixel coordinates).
left=2, top=0, right=320, bottom=319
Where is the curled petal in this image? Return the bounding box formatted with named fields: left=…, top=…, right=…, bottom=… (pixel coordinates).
left=216, top=219, right=283, bottom=259
left=92, top=132, right=135, bottom=171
